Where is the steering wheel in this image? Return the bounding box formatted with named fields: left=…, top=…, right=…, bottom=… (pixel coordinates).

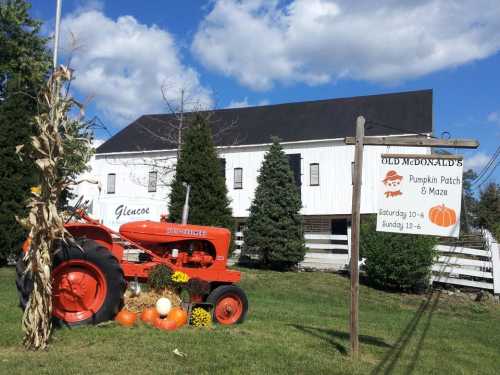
left=65, top=195, right=85, bottom=223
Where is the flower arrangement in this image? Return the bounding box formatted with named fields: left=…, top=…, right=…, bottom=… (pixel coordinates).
left=171, top=271, right=189, bottom=284
left=191, top=307, right=212, bottom=327
left=148, top=264, right=173, bottom=291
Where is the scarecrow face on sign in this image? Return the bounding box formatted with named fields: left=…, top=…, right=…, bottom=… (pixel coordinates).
left=383, top=170, right=403, bottom=197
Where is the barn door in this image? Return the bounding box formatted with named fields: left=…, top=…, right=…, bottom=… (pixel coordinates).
left=287, top=153, right=302, bottom=196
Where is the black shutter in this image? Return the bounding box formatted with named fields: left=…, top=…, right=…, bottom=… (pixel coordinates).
left=218, top=158, right=226, bottom=179
left=287, top=154, right=301, bottom=192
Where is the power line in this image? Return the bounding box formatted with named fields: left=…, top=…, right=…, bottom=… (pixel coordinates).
left=473, top=146, right=499, bottom=181
left=366, top=119, right=439, bottom=139
left=474, top=162, right=499, bottom=191
left=471, top=146, right=500, bottom=186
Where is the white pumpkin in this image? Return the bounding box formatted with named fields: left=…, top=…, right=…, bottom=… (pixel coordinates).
left=156, top=297, right=172, bottom=316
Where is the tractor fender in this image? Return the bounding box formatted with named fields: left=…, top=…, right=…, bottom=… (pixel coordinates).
left=65, top=224, right=123, bottom=260
left=22, top=224, right=113, bottom=253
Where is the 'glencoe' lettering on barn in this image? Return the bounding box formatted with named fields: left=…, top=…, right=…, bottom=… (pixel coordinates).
left=115, top=205, right=150, bottom=220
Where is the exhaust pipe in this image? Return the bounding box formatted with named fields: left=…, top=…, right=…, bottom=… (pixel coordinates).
left=181, top=182, right=191, bottom=225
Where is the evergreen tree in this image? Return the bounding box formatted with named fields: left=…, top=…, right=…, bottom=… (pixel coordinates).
left=476, top=182, right=500, bottom=239
left=0, top=0, right=50, bottom=264
left=242, top=139, right=305, bottom=270
left=168, top=115, right=234, bottom=233
left=461, top=169, right=478, bottom=233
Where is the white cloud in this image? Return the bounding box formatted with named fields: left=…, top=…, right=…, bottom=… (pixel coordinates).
left=226, top=97, right=269, bottom=108
left=227, top=98, right=251, bottom=108
left=61, top=8, right=212, bottom=127
left=464, top=152, right=491, bottom=171
left=192, top=0, right=500, bottom=90
left=487, top=111, right=500, bottom=126
left=91, top=138, right=106, bottom=149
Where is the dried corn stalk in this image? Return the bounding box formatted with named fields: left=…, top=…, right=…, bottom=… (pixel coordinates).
left=17, top=66, right=90, bottom=350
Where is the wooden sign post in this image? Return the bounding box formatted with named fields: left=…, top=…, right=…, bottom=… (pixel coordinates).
left=346, top=116, right=478, bottom=358
left=349, top=116, right=365, bottom=357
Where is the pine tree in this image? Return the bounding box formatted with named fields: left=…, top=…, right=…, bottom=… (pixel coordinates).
left=243, top=139, right=305, bottom=270
left=0, top=0, right=50, bottom=264
left=476, top=182, right=500, bottom=238
left=168, top=115, right=234, bottom=233
left=461, top=169, right=478, bottom=233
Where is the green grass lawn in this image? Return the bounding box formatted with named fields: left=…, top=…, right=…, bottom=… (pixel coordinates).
left=1, top=266, right=499, bottom=375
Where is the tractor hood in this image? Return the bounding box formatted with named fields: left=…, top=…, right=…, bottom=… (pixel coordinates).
left=119, top=220, right=231, bottom=244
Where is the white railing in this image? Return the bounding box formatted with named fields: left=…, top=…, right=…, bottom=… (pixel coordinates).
left=484, top=229, right=500, bottom=294
left=231, top=230, right=351, bottom=271
left=431, top=229, right=499, bottom=293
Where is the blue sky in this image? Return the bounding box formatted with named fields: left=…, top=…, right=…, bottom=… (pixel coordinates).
left=30, top=0, right=499, bottom=186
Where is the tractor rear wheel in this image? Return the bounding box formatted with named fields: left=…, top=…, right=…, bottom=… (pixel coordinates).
left=207, top=285, right=248, bottom=325
left=16, top=238, right=126, bottom=326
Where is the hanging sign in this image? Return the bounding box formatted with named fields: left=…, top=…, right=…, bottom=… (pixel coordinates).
left=376, top=154, right=463, bottom=237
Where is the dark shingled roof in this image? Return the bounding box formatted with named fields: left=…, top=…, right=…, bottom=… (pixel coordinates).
left=96, top=89, right=433, bottom=154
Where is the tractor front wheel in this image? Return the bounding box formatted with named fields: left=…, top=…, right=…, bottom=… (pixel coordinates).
left=16, top=239, right=126, bottom=326
left=207, top=285, right=248, bottom=325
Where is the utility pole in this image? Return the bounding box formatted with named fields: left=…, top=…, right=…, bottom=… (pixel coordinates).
left=53, top=0, right=62, bottom=69
left=178, top=89, right=184, bottom=158
left=346, top=117, right=478, bottom=359
left=349, top=116, right=365, bottom=357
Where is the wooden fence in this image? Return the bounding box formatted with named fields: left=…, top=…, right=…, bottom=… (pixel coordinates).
left=232, top=230, right=351, bottom=271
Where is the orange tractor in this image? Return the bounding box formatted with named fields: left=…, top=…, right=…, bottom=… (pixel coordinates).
left=16, top=196, right=248, bottom=326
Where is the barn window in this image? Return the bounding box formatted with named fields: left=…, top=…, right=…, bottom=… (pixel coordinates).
left=234, top=168, right=243, bottom=189
left=107, top=173, right=116, bottom=194
left=148, top=171, right=157, bottom=192
left=310, top=163, right=319, bottom=186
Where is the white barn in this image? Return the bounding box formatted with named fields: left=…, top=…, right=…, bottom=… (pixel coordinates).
left=75, top=90, right=433, bottom=268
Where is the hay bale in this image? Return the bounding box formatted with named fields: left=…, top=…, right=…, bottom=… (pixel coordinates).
left=124, top=288, right=182, bottom=313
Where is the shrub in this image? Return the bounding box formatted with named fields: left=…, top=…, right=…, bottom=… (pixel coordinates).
left=186, top=278, right=211, bottom=296
left=147, top=264, right=173, bottom=291
left=360, top=215, right=437, bottom=292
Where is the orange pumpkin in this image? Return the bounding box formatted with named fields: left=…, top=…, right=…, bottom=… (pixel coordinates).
left=141, top=307, right=160, bottom=325
left=429, top=204, right=457, bottom=227
left=154, top=317, right=177, bottom=331
left=167, top=307, right=188, bottom=328
left=115, top=309, right=137, bottom=327
left=153, top=317, right=163, bottom=329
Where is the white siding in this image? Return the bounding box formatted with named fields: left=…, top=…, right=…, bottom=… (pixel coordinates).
left=73, top=139, right=429, bottom=224
left=219, top=140, right=428, bottom=217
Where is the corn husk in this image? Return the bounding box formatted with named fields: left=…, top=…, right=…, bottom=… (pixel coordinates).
left=18, top=67, right=90, bottom=350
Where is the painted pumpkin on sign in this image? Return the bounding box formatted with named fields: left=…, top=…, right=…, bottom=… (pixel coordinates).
left=429, top=204, right=457, bottom=227
left=116, top=309, right=137, bottom=327
left=141, top=307, right=160, bottom=324
left=167, top=307, right=188, bottom=328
